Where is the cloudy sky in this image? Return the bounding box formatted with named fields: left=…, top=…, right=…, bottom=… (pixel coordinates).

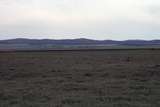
left=0, top=0, right=159, bottom=40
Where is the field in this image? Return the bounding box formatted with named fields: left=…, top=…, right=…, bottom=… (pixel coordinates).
left=0, top=49, right=160, bottom=107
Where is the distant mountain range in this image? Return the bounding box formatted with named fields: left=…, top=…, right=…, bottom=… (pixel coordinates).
left=1, top=38, right=160, bottom=45
left=0, top=38, right=160, bottom=50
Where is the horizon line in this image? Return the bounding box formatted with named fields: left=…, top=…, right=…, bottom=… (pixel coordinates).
left=0, top=38, right=160, bottom=41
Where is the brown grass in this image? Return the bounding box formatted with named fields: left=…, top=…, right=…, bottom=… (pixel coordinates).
left=0, top=49, right=160, bottom=107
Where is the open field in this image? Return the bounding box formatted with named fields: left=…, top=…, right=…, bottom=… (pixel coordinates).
left=0, top=49, right=160, bottom=107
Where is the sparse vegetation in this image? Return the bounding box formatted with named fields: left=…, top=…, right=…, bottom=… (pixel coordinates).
left=0, top=49, right=160, bottom=107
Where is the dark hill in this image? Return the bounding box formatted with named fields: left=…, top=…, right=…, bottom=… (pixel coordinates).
left=1, top=38, right=160, bottom=45
left=0, top=38, right=160, bottom=50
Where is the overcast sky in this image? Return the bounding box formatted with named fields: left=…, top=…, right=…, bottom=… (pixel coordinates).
left=0, top=0, right=159, bottom=40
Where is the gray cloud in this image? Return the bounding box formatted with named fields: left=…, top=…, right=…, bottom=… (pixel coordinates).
left=0, top=0, right=159, bottom=40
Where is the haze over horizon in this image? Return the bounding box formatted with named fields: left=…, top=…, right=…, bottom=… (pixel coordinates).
left=0, top=0, right=160, bottom=40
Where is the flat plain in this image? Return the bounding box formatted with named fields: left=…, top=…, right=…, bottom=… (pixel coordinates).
left=0, top=49, right=160, bottom=107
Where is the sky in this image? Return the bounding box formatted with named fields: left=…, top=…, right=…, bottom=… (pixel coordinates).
left=0, top=0, right=160, bottom=40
